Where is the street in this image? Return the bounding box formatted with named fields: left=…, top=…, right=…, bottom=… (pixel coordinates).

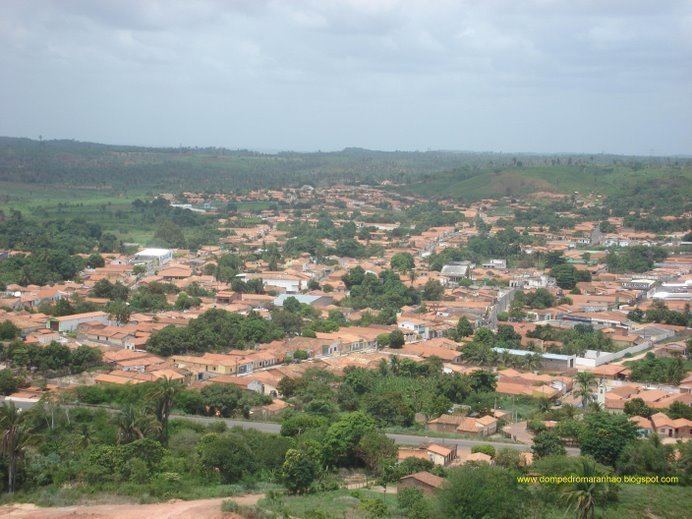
left=6, top=398, right=580, bottom=456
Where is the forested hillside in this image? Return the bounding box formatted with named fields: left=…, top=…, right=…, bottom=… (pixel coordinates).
left=0, top=137, right=690, bottom=204
left=0, top=137, right=481, bottom=193
left=400, top=163, right=692, bottom=206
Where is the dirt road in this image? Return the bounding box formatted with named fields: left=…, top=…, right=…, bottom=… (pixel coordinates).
left=0, top=494, right=264, bottom=519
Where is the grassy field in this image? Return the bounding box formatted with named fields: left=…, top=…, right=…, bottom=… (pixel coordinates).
left=0, top=181, right=147, bottom=213
left=0, top=184, right=156, bottom=245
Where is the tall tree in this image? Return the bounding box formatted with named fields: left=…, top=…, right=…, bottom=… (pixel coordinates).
left=148, top=377, right=183, bottom=442
left=563, top=458, right=614, bottom=519
left=116, top=404, right=157, bottom=444
left=574, top=372, right=596, bottom=408
left=0, top=402, right=30, bottom=493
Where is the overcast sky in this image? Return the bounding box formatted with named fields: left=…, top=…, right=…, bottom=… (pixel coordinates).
left=1, top=0, right=691, bottom=154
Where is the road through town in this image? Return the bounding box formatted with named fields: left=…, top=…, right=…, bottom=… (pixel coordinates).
left=6, top=398, right=580, bottom=456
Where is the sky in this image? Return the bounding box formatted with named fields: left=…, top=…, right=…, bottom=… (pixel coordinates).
left=1, top=0, right=691, bottom=155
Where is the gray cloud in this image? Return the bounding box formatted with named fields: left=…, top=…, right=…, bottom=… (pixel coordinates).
left=1, top=0, right=690, bottom=154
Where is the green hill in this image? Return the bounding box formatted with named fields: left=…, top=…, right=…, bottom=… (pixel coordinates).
left=0, top=137, right=490, bottom=195
left=400, top=163, right=692, bottom=202
left=0, top=137, right=690, bottom=209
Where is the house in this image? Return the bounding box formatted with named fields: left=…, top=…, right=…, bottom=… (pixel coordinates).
left=629, top=415, right=654, bottom=437
left=397, top=316, right=452, bottom=341
left=654, top=342, right=688, bottom=359
left=650, top=412, right=692, bottom=439
left=440, top=262, right=474, bottom=285
left=427, top=414, right=467, bottom=433
left=47, top=311, right=110, bottom=332
left=251, top=399, right=292, bottom=419
left=215, top=290, right=237, bottom=304
left=593, top=364, right=630, bottom=380
left=509, top=275, right=556, bottom=289
left=172, top=353, right=240, bottom=378
left=462, top=452, right=493, bottom=464
left=24, top=328, right=60, bottom=345
left=159, top=266, right=193, bottom=280
left=398, top=471, right=445, bottom=495
left=481, top=259, right=507, bottom=270
left=214, top=369, right=283, bottom=397
left=237, top=271, right=311, bottom=293
left=426, top=444, right=457, bottom=466
left=603, top=386, right=692, bottom=412
left=456, top=415, right=498, bottom=436
left=315, top=326, right=385, bottom=355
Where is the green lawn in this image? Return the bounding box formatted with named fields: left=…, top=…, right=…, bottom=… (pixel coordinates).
left=0, top=181, right=146, bottom=212
left=0, top=184, right=176, bottom=245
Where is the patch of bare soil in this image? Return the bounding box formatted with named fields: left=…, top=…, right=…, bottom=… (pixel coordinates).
left=0, top=494, right=264, bottom=519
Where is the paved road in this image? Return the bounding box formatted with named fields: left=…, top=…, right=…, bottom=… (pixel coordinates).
left=172, top=414, right=580, bottom=455
left=6, top=399, right=580, bottom=456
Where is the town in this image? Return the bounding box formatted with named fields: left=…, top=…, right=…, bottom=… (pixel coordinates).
left=0, top=179, right=690, bottom=517
left=1, top=0, right=691, bottom=517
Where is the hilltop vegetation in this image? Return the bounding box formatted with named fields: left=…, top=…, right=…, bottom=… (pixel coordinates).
left=1, top=137, right=690, bottom=206
left=0, top=137, right=477, bottom=196
left=400, top=163, right=692, bottom=205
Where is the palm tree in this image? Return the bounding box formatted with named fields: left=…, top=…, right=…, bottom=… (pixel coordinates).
left=563, top=458, right=611, bottom=519
left=574, top=372, right=597, bottom=408
left=148, top=377, right=183, bottom=442
left=78, top=423, right=91, bottom=449
left=389, top=355, right=401, bottom=376
left=0, top=402, right=30, bottom=493
left=377, top=358, right=389, bottom=376
left=522, top=353, right=543, bottom=372
left=498, top=350, right=512, bottom=368
left=561, top=404, right=578, bottom=420
left=116, top=404, right=157, bottom=444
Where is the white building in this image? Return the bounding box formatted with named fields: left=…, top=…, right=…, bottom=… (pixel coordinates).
left=237, top=271, right=311, bottom=293
left=440, top=262, right=475, bottom=285
left=481, top=259, right=507, bottom=270
left=133, top=248, right=173, bottom=266
left=47, top=311, right=110, bottom=332
left=509, top=274, right=556, bottom=289
left=622, top=279, right=657, bottom=291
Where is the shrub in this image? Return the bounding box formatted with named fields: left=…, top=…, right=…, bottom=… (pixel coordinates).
left=471, top=444, right=496, bottom=458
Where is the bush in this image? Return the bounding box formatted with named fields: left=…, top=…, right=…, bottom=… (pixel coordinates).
left=494, top=448, right=524, bottom=470
left=221, top=499, right=240, bottom=513
left=360, top=497, right=389, bottom=518
left=398, top=487, right=433, bottom=518
left=389, top=330, right=405, bottom=349
left=437, top=465, right=528, bottom=518
left=471, top=444, right=496, bottom=458
left=197, top=432, right=255, bottom=483
left=531, top=431, right=566, bottom=459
